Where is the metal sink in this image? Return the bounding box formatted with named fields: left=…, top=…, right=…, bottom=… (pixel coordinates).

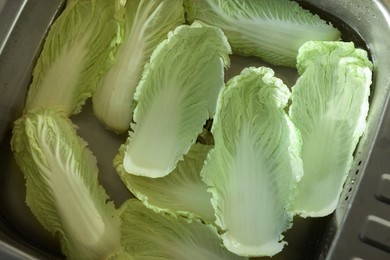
left=1, top=0, right=390, bottom=259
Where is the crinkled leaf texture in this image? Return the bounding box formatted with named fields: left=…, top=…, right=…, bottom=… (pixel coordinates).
left=11, top=107, right=122, bottom=260
left=24, top=0, right=121, bottom=115
left=202, top=67, right=303, bottom=257
left=119, top=199, right=247, bottom=260
left=289, top=41, right=372, bottom=217
left=115, top=142, right=215, bottom=223
left=123, top=22, right=231, bottom=178
left=185, top=0, right=340, bottom=67
left=93, top=0, right=185, bottom=133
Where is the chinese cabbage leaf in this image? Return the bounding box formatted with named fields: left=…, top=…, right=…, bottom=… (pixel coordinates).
left=289, top=41, right=372, bottom=217
left=93, top=0, right=185, bottom=133
left=201, top=67, right=303, bottom=257
left=122, top=22, right=231, bottom=178
left=11, top=107, right=122, bottom=259
left=24, top=0, right=121, bottom=115
left=120, top=199, right=247, bottom=260
left=185, top=0, right=341, bottom=67
left=115, top=142, right=215, bottom=223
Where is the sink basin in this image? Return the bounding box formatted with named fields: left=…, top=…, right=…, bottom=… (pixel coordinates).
left=1, top=0, right=390, bottom=259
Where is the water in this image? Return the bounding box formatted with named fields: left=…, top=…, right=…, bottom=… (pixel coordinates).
left=0, top=1, right=372, bottom=259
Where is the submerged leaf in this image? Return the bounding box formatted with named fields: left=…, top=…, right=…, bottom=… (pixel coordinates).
left=120, top=199, right=247, bottom=260
left=115, top=142, right=215, bottom=223
left=24, top=0, right=121, bottom=115
left=122, top=22, right=231, bottom=178
left=202, top=67, right=303, bottom=257
left=185, top=0, right=340, bottom=67
left=93, top=0, right=185, bottom=133
left=11, top=107, right=122, bottom=259
left=289, top=41, right=372, bottom=217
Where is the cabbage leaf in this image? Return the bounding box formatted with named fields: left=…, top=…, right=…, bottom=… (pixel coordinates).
left=122, top=22, right=231, bottom=178
left=185, top=0, right=341, bottom=67
left=11, top=107, right=122, bottom=259
left=24, top=0, right=121, bottom=115
left=120, top=199, right=247, bottom=260
left=93, top=0, right=185, bottom=133
left=289, top=41, right=372, bottom=217
left=115, top=142, right=215, bottom=223
left=201, top=67, right=303, bottom=257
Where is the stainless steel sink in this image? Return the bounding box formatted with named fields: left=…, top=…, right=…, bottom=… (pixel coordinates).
left=1, top=0, right=390, bottom=259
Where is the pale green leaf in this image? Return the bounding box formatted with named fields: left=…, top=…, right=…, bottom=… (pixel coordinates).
left=93, top=0, right=185, bottom=133
left=202, top=67, right=303, bottom=257
left=120, top=199, right=247, bottom=260
left=185, top=0, right=341, bottom=67
left=289, top=41, right=372, bottom=217
left=115, top=142, right=215, bottom=223
left=24, top=0, right=121, bottom=115
left=122, top=22, right=231, bottom=178
left=11, top=107, right=122, bottom=260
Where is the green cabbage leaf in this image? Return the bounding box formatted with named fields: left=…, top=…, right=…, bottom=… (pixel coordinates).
left=201, top=67, right=303, bottom=257
left=92, top=0, right=185, bottom=133
left=24, top=0, right=121, bottom=115
left=122, top=22, right=231, bottom=178
left=289, top=41, right=372, bottom=217
left=185, top=0, right=341, bottom=67
left=11, top=107, right=122, bottom=259
left=120, top=199, right=247, bottom=260
left=115, top=143, right=215, bottom=223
